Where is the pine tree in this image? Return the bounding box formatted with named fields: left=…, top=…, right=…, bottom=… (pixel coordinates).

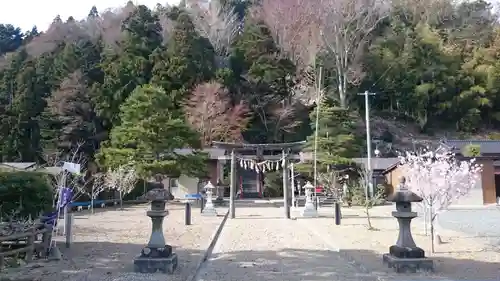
left=98, top=85, right=206, bottom=177
left=306, top=98, right=362, bottom=171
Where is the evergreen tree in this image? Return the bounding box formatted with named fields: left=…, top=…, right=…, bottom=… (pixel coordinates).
left=98, top=85, right=206, bottom=177
left=93, top=5, right=162, bottom=128
left=232, top=18, right=301, bottom=143
left=151, top=11, right=215, bottom=102
left=304, top=98, right=362, bottom=172
left=0, top=24, right=23, bottom=55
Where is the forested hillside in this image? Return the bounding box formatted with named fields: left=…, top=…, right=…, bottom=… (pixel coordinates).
left=0, top=0, right=499, bottom=167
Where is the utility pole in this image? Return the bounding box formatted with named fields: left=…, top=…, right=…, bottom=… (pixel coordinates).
left=358, top=91, right=376, bottom=197
left=313, top=67, right=323, bottom=199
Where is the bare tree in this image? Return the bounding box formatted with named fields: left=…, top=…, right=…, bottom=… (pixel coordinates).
left=269, top=101, right=304, bottom=142
left=189, top=0, right=239, bottom=67
left=89, top=173, right=107, bottom=214
left=99, top=3, right=137, bottom=49
left=105, top=166, right=138, bottom=209
left=255, top=1, right=325, bottom=105
left=357, top=165, right=385, bottom=230
left=319, top=0, right=389, bottom=108
left=46, top=71, right=94, bottom=150
left=392, top=0, right=453, bottom=25
left=26, top=16, right=91, bottom=57
left=157, top=5, right=175, bottom=44
left=257, top=0, right=322, bottom=71
left=42, top=141, right=89, bottom=206
left=184, top=81, right=251, bottom=147
left=317, top=169, right=344, bottom=199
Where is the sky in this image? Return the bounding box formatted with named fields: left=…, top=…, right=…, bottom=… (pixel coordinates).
left=1, top=0, right=181, bottom=32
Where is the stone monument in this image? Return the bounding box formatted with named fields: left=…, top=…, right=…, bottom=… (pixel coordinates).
left=134, top=177, right=178, bottom=274
left=202, top=182, right=218, bottom=216
left=382, top=176, right=434, bottom=273
left=301, top=181, right=318, bottom=217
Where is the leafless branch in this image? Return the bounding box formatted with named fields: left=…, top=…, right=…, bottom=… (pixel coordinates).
left=189, top=0, right=240, bottom=58
left=256, top=0, right=323, bottom=71
left=40, top=141, right=89, bottom=205
left=319, top=0, right=389, bottom=108
left=184, top=81, right=251, bottom=146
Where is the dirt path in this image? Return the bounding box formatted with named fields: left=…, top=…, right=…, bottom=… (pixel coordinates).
left=196, top=207, right=377, bottom=281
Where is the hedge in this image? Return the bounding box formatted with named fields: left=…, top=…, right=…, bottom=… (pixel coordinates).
left=0, top=171, right=53, bottom=220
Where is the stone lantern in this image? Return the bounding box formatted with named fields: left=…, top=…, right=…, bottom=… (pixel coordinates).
left=134, top=182, right=178, bottom=274
left=202, top=182, right=217, bottom=216
left=301, top=181, right=318, bottom=217
left=214, top=179, right=227, bottom=205
left=382, top=176, right=434, bottom=273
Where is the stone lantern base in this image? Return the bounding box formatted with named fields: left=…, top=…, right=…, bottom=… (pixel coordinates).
left=201, top=203, right=218, bottom=216
left=134, top=245, right=178, bottom=274
left=301, top=201, right=318, bottom=217
left=382, top=252, right=434, bottom=273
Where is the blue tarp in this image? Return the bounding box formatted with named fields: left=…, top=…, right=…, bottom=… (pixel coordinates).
left=185, top=193, right=202, bottom=199
left=69, top=200, right=109, bottom=207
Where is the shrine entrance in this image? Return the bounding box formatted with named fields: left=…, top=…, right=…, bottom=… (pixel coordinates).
left=212, top=141, right=305, bottom=219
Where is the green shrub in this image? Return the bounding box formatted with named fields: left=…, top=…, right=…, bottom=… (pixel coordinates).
left=344, top=183, right=385, bottom=206
left=462, top=143, right=481, bottom=157
left=0, top=172, right=53, bottom=220
left=263, top=171, right=283, bottom=197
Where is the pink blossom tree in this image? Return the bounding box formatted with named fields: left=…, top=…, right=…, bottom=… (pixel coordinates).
left=399, top=149, right=482, bottom=252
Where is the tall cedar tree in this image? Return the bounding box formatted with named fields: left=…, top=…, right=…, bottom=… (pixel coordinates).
left=151, top=9, right=215, bottom=106
left=232, top=17, right=304, bottom=143
left=93, top=5, right=162, bottom=128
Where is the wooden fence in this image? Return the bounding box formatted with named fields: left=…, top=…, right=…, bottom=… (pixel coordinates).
left=0, top=223, right=52, bottom=270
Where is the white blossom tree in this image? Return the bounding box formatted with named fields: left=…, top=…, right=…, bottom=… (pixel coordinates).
left=89, top=173, right=107, bottom=214
left=105, top=166, right=138, bottom=209
left=399, top=149, right=482, bottom=252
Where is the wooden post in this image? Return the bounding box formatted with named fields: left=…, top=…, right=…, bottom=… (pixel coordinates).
left=282, top=150, right=290, bottom=219
left=65, top=213, right=73, bottom=248
left=42, top=224, right=52, bottom=257
left=291, top=163, right=295, bottom=208
left=229, top=149, right=236, bottom=219
left=26, top=229, right=35, bottom=262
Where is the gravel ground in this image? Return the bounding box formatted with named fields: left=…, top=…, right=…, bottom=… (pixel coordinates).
left=298, top=205, right=500, bottom=281
left=3, top=203, right=227, bottom=281
left=438, top=208, right=500, bottom=246
left=196, top=207, right=379, bottom=281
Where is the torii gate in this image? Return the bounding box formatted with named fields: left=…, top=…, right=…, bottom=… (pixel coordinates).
left=212, top=141, right=305, bottom=219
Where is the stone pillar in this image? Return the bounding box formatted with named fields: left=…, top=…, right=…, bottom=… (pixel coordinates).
left=301, top=181, right=318, bottom=217
left=134, top=186, right=178, bottom=274
left=282, top=150, right=290, bottom=219
left=202, top=182, right=217, bottom=216
left=382, top=177, right=433, bottom=273
left=229, top=149, right=236, bottom=219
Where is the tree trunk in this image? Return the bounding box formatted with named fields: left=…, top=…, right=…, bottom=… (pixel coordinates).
left=119, top=192, right=123, bottom=210
left=365, top=202, right=373, bottom=230
left=430, top=209, right=435, bottom=253
left=423, top=204, right=428, bottom=236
